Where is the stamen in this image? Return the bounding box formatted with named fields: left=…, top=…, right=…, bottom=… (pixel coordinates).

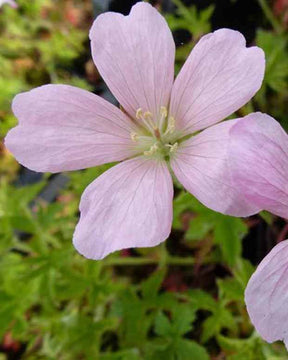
left=144, top=111, right=157, bottom=130
left=164, top=116, right=175, bottom=135
left=130, top=132, right=138, bottom=142
left=144, top=111, right=153, bottom=119
left=160, top=106, right=168, bottom=118
left=135, top=108, right=158, bottom=136
left=166, top=142, right=178, bottom=153
left=136, top=108, right=143, bottom=120
left=144, top=143, right=159, bottom=156
left=159, top=106, right=168, bottom=132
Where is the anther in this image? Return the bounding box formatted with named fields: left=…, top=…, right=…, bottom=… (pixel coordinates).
left=144, top=143, right=158, bottom=156
left=160, top=106, right=168, bottom=118
left=144, top=111, right=153, bottom=120
left=164, top=116, right=175, bottom=135
left=159, top=106, right=168, bottom=132
left=136, top=108, right=143, bottom=120
left=130, top=132, right=138, bottom=142
left=165, top=142, right=178, bottom=153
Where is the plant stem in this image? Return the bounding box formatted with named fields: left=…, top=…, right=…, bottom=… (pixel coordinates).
left=104, top=255, right=198, bottom=267
left=257, top=0, right=283, bottom=34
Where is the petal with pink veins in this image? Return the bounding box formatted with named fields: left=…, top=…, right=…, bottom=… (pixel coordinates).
left=171, top=119, right=260, bottom=216
left=5, top=85, right=138, bottom=173
left=245, top=240, right=288, bottom=348
left=229, top=112, right=288, bottom=219
left=73, top=157, right=173, bottom=260
left=89, top=2, right=175, bottom=121
left=170, top=29, right=265, bottom=135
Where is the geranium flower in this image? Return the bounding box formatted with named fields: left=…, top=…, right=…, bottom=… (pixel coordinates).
left=228, top=113, right=288, bottom=348
left=5, top=2, right=265, bottom=259
left=0, top=0, right=17, bottom=8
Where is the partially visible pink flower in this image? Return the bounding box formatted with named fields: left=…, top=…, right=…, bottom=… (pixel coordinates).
left=229, top=113, right=288, bottom=219
left=0, top=0, right=17, bottom=8
left=245, top=240, right=288, bottom=348
left=227, top=111, right=288, bottom=348
left=5, top=2, right=265, bottom=259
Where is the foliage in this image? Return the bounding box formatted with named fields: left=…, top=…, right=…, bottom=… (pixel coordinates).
left=0, top=0, right=288, bottom=359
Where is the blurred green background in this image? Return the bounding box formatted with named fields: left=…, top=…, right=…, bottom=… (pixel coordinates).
left=1, top=0, right=288, bottom=359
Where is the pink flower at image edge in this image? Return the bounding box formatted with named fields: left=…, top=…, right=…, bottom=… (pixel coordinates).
left=227, top=108, right=288, bottom=349
left=5, top=2, right=266, bottom=260
left=245, top=240, right=288, bottom=349
left=0, top=0, right=17, bottom=8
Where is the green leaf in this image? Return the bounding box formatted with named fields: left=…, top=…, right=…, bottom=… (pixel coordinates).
left=218, top=334, right=253, bottom=352
left=201, top=306, right=236, bottom=342
left=233, top=259, right=255, bottom=288
left=188, top=289, right=217, bottom=312
left=154, top=312, right=172, bottom=336
left=217, top=277, right=244, bottom=302
left=186, top=215, right=214, bottom=241
left=259, top=211, right=274, bottom=225
left=214, top=216, right=247, bottom=266
left=256, top=30, right=288, bottom=93
left=100, top=349, right=140, bottom=360
left=141, top=268, right=166, bottom=300
left=171, top=304, right=196, bottom=335
left=174, top=339, right=209, bottom=360
left=166, top=1, right=214, bottom=39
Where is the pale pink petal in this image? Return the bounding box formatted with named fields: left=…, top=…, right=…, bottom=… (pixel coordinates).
left=5, top=85, right=138, bottom=173
left=73, top=157, right=173, bottom=260
left=229, top=113, right=288, bottom=219
left=89, top=2, right=175, bottom=121
left=170, top=29, right=265, bottom=135
left=171, top=119, right=260, bottom=216
left=0, top=0, right=17, bottom=8
left=245, top=240, right=288, bottom=348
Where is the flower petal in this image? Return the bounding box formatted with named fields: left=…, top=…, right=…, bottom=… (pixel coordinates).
left=0, top=0, right=17, bottom=8
left=170, top=29, right=265, bottom=135
left=5, top=85, right=137, bottom=173
left=245, top=240, right=288, bottom=348
left=89, top=2, right=175, bottom=120
left=73, top=157, right=173, bottom=259
left=171, top=119, right=260, bottom=216
left=229, top=113, right=288, bottom=219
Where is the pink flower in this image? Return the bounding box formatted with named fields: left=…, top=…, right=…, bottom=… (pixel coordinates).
left=227, top=112, right=288, bottom=347
left=229, top=113, right=288, bottom=219
left=0, top=0, right=17, bottom=8
left=245, top=240, right=288, bottom=349
left=5, top=2, right=265, bottom=260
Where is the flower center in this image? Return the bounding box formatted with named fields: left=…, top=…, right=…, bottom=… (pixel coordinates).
left=130, top=106, right=179, bottom=159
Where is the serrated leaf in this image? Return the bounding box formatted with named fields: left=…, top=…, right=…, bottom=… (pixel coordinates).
left=201, top=307, right=236, bottom=342
left=188, top=289, right=217, bottom=312
left=171, top=304, right=196, bottom=336
left=154, top=312, right=172, bottom=336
